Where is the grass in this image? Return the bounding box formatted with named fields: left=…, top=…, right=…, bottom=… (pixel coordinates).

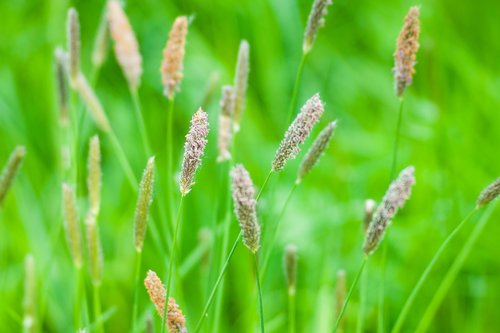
left=0, top=0, right=499, bottom=332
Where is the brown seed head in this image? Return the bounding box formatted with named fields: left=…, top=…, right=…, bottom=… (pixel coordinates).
left=233, top=40, right=250, bottom=132
left=108, top=0, right=142, bottom=90
left=284, top=244, right=298, bottom=295
left=0, top=146, right=26, bottom=205
left=67, top=8, right=80, bottom=83
left=62, top=183, right=83, bottom=269
left=161, top=16, right=188, bottom=100
left=476, top=177, right=500, bottom=208
left=180, top=108, right=209, bottom=196
left=363, top=166, right=416, bottom=255
left=272, top=93, right=325, bottom=172
left=87, top=135, right=101, bottom=216
left=393, top=6, right=420, bottom=98
left=303, top=0, right=333, bottom=54
left=231, top=165, right=260, bottom=253
left=217, top=85, right=235, bottom=162
left=134, top=156, right=155, bottom=252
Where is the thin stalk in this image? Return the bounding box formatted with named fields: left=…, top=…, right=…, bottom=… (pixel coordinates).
left=415, top=204, right=497, bottom=333
left=130, top=88, right=151, bottom=157
left=356, top=265, right=368, bottom=333
left=254, top=254, right=265, bottom=333
left=161, top=196, right=184, bottom=333
left=288, top=291, right=296, bottom=333
left=107, top=129, right=138, bottom=191
left=332, top=257, right=368, bottom=333
left=389, top=99, right=405, bottom=181
left=166, top=98, right=175, bottom=225
left=258, top=171, right=274, bottom=200
left=391, top=208, right=477, bottom=333
left=131, top=251, right=143, bottom=333
left=194, top=233, right=242, bottom=333
left=93, top=285, right=103, bottom=333
left=286, top=53, right=308, bottom=126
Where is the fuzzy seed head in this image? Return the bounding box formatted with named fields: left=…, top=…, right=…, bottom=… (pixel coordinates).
left=87, top=135, right=101, bottom=216
left=144, top=270, right=188, bottom=333
left=476, top=178, right=500, bottom=208
left=23, top=254, right=36, bottom=333
left=217, top=85, right=235, bottom=162
left=86, top=212, right=103, bottom=286
left=62, top=183, right=83, bottom=269
left=92, top=8, right=109, bottom=68
left=180, top=108, right=209, bottom=196
left=231, top=165, right=260, bottom=253
left=284, top=244, right=298, bottom=295
left=303, top=0, right=333, bottom=53
left=272, top=93, right=325, bottom=172
left=67, top=8, right=80, bottom=83
left=297, top=121, right=336, bottom=183
left=393, top=6, right=420, bottom=98
left=0, top=146, right=26, bottom=205
left=233, top=40, right=250, bottom=132
left=134, top=157, right=155, bottom=252
left=74, top=73, right=111, bottom=132
left=108, top=0, right=142, bottom=90
left=363, top=199, right=376, bottom=232
left=363, top=166, right=416, bottom=255
left=161, top=16, right=188, bottom=100
left=55, top=47, right=69, bottom=126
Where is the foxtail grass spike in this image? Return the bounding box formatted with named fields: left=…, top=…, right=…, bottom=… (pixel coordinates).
left=0, top=146, right=26, bottom=205
left=476, top=177, right=500, bottom=208
left=161, top=16, right=188, bottom=100
left=92, top=6, right=109, bottom=69
left=335, top=270, right=347, bottom=333
left=134, top=156, right=155, bottom=252
left=217, top=85, right=235, bottom=162
left=88, top=135, right=101, bottom=216
left=363, top=199, right=376, bottom=232
left=272, top=93, right=325, bottom=172
left=67, top=8, right=80, bottom=84
left=393, top=6, right=420, bottom=98
left=363, top=166, right=416, bottom=255
left=233, top=40, right=250, bottom=132
left=74, top=73, right=111, bottom=132
left=62, top=183, right=83, bottom=269
left=231, top=164, right=260, bottom=253
left=296, top=120, right=336, bottom=183
left=23, top=254, right=36, bottom=333
left=144, top=270, right=188, bottom=333
left=55, top=47, right=69, bottom=126
left=303, top=0, right=333, bottom=54
left=108, top=0, right=142, bottom=90
left=284, top=244, right=298, bottom=295
left=86, top=212, right=103, bottom=286
left=180, top=108, right=209, bottom=196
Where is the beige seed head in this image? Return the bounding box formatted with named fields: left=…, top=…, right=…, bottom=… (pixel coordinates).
left=23, top=254, right=36, bottom=333
left=144, top=270, right=188, bottom=333
left=284, top=244, right=298, bottom=295
left=217, top=85, right=235, bottom=162
left=92, top=7, right=109, bottom=69
left=86, top=212, right=103, bottom=286
left=272, top=93, right=325, bottom=172
left=134, top=156, right=155, bottom=252
left=54, top=47, right=69, bottom=127
left=87, top=135, right=101, bottom=216
left=180, top=108, right=209, bottom=196
left=62, top=183, right=83, bottom=269
left=363, top=199, right=376, bottom=232
left=0, top=146, right=26, bottom=205
left=161, top=16, right=188, bottom=100
left=303, top=0, right=333, bottom=54
left=476, top=177, right=500, bottom=208
left=108, top=0, right=142, bottom=90
left=296, top=120, right=336, bottom=183
left=363, top=166, right=416, bottom=256
left=231, top=164, right=260, bottom=253
left=335, top=269, right=347, bottom=333
left=233, top=40, right=250, bottom=132
left=67, top=8, right=80, bottom=84
left=393, top=6, right=420, bottom=98
left=74, top=73, right=111, bottom=132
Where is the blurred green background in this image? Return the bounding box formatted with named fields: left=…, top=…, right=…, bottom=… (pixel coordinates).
left=0, top=0, right=499, bottom=332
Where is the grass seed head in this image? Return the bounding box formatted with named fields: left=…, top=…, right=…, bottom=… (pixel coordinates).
left=134, top=156, right=155, bottom=252
left=23, top=254, right=36, bottom=333
left=363, top=199, right=376, bottom=232
left=54, top=47, right=69, bottom=126
left=217, top=85, right=235, bottom=162
left=233, top=40, right=250, bottom=132
left=284, top=244, right=298, bottom=295
left=62, top=183, right=83, bottom=269
left=86, top=212, right=103, bottom=286
left=476, top=177, right=500, bottom=208
left=161, top=16, right=188, bottom=100
left=303, top=0, right=333, bottom=54
left=92, top=7, right=109, bottom=68
left=67, top=8, right=80, bottom=84
left=0, top=146, right=26, bottom=205
left=74, top=73, right=111, bottom=132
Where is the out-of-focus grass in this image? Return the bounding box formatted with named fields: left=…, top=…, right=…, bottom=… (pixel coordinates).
left=0, top=0, right=499, bottom=332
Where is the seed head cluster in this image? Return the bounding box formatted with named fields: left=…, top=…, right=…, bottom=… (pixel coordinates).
left=303, top=0, right=333, bottom=53
left=0, top=146, right=26, bottom=205
left=134, top=157, right=155, bottom=252
left=162, top=16, right=188, bottom=100
left=233, top=40, right=250, bottom=132
left=476, top=177, right=500, bottom=208
left=284, top=244, right=298, bottom=295
left=217, top=85, right=235, bottom=162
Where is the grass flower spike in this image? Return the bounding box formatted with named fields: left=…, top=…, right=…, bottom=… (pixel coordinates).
left=303, top=0, right=333, bottom=54
left=54, top=48, right=69, bottom=126
left=91, top=7, right=109, bottom=68
left=23, top=255, right=36, bottom=333
left=108, top=0, right=142, bottom=90
left=272, top=93, right=325, bottom=172
left=161, top=16, right=188, bottom=100
left=363, top=199, right=376, bottom=232
left=87, top=135, right=101, bottom=216
left=0, top=146, right=26, bottom=205
left=67, top=8, right=80, bottom=84
left=86, top=212, right=103, bottom=286
left=74, top=74, right=111, bottom=132
left=180, top=108, right=209, bottom=196
left=363, top=166, right=416, bottom=255
left=393, top=6, right=420, bottom=98
left=134, top=156, right=155, bottom=252
left=217, top=85, right=235, bottom=162
left=284, top=244, right=298, bottom=295
left=231, top=165, right=260, bottom=253
left=476, top=177, right=500, bottom=208
left=233, top=40, right=250, bottom=132
left=62, top=183, right=83, bottom=268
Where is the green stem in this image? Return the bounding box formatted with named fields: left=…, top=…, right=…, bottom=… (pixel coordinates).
left=286, top=53, right=308, bottom=126
left=389, top=99, right=404, bottom=181
left=194, top=233, right=242, bottom=333
left=391, top=208, right=477, bottom=333
left=107, top=129, right=138, bottom=191
left=93, top=285, right=103, bottom=333
left=288, top=290, right=296, bottom=333
left=161, top=196, right=184, bottom=333
left=356, top=264, right=367, bottom=333
left=130, top=88, right=151, bottom=157
left=166, top=98, right=175, bottom=226
left=415, top=203, right=497, bottom=333
left=332, top=257, right=368, bottom=333
left=257, top=171, right=273, bottom=201
left=131, top=251, right=143, bottom=333
left=254, top=254, right=265, bottom=333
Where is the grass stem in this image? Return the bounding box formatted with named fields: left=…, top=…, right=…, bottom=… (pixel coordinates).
left=130, top=88, right=151, bottom=157
left=166, top=98, right=175, bottom=225
left=254, top=253, right=265, bottom=333
left=286, top=53, right=308, bottom=126
left=288, top=289, right=296, bottom=333
left=93, top=285, right=103, bottom=333
left=131, top=251, right=143, bottom=333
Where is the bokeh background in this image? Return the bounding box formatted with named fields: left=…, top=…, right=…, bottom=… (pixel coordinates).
left=0, top=0, right=499, bottom=332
